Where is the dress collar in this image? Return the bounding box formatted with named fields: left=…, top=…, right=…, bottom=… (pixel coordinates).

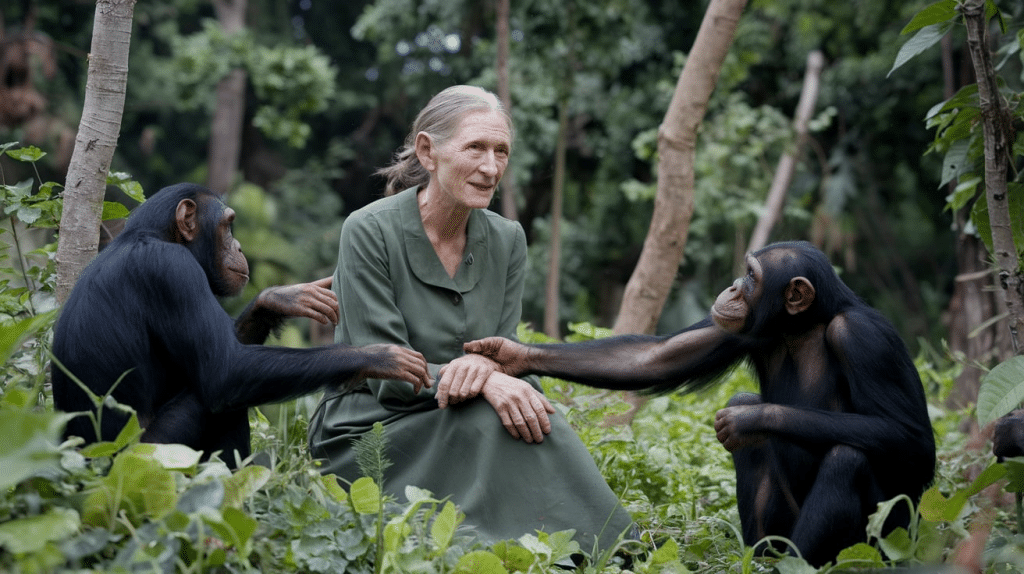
left=398, top=186, right=487, bottom=292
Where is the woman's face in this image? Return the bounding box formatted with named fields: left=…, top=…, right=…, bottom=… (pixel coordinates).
left=424, top=109, right=511, bottom=210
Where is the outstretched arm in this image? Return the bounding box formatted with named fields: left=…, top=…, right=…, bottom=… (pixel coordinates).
left=155, top=254, right=430, bottom=413
left=464, top=317, right=746, bottom=394
left=234, top=277, right=339, bottom=344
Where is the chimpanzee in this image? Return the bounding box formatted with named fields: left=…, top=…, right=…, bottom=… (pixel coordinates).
left=993, top=410, right=1024, bottom=461
left=52, top=183, right=431, bottom=466
left=452, top=241, right=935, bottom=566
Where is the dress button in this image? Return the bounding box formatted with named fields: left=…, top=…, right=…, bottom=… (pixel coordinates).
left=451, top=293, right=462, bottom=304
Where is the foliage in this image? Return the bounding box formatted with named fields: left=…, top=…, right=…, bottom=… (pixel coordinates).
left=892, top=1, right=1024, bottom=425
left=171, top=19, right=338, bottom=147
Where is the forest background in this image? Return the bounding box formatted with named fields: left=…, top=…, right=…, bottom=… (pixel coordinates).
left=3, top=0, right=1024, bottom=572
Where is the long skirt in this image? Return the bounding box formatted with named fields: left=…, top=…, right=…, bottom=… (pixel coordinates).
left=308, top=388, right=635, bottom=550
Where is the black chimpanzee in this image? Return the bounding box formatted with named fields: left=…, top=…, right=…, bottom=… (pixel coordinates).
left=452, top=241, right=935, bottom=566
left=52, top=183, right=431, bottom=466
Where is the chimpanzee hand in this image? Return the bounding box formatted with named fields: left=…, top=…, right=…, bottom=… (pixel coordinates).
left=462, top=337, right=531, bottom=377
left=714, top=404, right=769, bottom=452
left=359, top=344, right=432, bottom=394
left=435, top=354, right=500, bottom=408
left=255, top=277, right=339, bottom=325
left=480, top=372, right=555, bottom=443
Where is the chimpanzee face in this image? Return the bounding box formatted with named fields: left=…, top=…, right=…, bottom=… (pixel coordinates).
left=174, top=197, right=249, bottom=298
left=213, top=205, right=249, bottom=297
left=711, top=254, right=763, bottom=334
left=711, top=248, right=816, bottom=336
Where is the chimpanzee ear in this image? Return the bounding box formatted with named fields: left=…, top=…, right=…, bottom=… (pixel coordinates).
left=785, top=277, right=815, bottom=315
left=174, top=199, right=199, bottom=243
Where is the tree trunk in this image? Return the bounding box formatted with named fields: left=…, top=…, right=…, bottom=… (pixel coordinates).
left=606, top=0, right=747, bottom=425
left=495, top=0, right=517, bottom=220
left=56, top=0, right=136, bottom=304
left=747, top=50, right=824, bottom=253
left=613, top=0, right=748, bottom=336
left=206, top=0, right=248, bottom=196
left=963, top=0, right=1024, bottom=350
left=544, top=98, right=569, bottom=338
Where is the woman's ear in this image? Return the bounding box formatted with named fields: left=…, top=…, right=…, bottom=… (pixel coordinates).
left=415, top=132, right=436, bottom=172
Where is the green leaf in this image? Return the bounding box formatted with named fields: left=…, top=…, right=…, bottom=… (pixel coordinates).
left=978, top=356, right=1024, bottom=425
left=349, top=476, right=381, bottom=514
left=319, top=474, right=349, bottom=503
left=430, top=501, right=459, bottom=550
left=835, top=543, right=885, bottom=568
left=0, top=407, right=71, bottom=491
left=947, top=176, right=981, bottom=211
left=919, top=463, right=1005, bottom=521
left=1004, top=459, right=1024, bottom=493
left=5, top=145, right=45, bottom=162
left=889, top=23, right=951, bottom=78
left=773, top=555, right=819, bottom=574
left=0, top=507, right=80, bottom=554
left=972, top=192, right=994, bottom=254
left=900, top=0, right=959, bottom=35
left=878, top=526, right=914, bottom=561
left=455, top=550, right=509, bottom=574
left=223, top=465, right=271, bottom=508
left=491, top=540, right=536, bottom=572
left=81, top=451, right=179, bottom=529
left=101, top=201, right=130, bottom=221
left=0, top=310, right=56, bottom=365
left=134, top=442, right=203, bottom=470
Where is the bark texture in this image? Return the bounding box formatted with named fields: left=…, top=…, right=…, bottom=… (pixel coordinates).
left=613, top=0, right=748, bottom=336
left=56, top=0, right=136, bottom=303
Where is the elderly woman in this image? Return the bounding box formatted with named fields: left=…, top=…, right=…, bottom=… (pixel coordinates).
left=308, top=85, right=633, bottom=549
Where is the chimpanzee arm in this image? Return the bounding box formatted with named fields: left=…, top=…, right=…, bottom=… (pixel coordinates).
left=152, top=249, right=428, bottom=413
left=234, top=278, right=339, bottom=344
left=468, top=317, right=754, bottom=394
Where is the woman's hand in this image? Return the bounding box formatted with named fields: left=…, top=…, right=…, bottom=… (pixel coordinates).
left=480, top=372, right=555, bottom=443
left=435, top=354, right=499, bottom=408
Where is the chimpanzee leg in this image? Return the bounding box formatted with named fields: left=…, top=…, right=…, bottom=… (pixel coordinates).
left=726, top=393, right=800, bottom=548
left=139, top=392, right=250, bottom=467
left=789, top=444, right=878, bottom=566
left=726, top=393, right=833, bottom=559
left=200, top=408, right=252, bottom=467
left=140, top=391, right=205, bottom=447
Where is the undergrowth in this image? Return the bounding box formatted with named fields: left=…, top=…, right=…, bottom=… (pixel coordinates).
left=4, top=143, right=1024, bottom=572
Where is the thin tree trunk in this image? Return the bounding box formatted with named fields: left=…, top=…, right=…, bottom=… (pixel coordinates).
left=544, top=98, right=569, bottom=338
left=56, top=0, right=136, bottom=304
left=607, top=0, right=747, bottom=425
left=613, top=0, right=748, bottom=336
left=495, top=0, right=517, bottom=220
left=747, top=50, right=824, bottom=253
left=963, top=0, right=1023, bottom=350
left=207, top=0, right=248, bottom=196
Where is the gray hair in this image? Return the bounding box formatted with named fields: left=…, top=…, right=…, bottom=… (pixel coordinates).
left=377, top=85, right=514, bottom=196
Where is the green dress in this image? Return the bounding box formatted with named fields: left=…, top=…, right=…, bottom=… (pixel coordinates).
left=307, top=186, right=633, bottom=549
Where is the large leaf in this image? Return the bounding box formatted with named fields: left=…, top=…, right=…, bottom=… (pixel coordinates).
left=0, top=507, right=80, bottom=554
left=0, top=408, right=72, bottom=490
left=900, top=0, right=959, bottom=35
left=430, top=501, right=459, bottom=550
left=889, top=23, right=951, bottom=78
left=978, top=356, right=1024, bottom=425
left=455, top=550, right=509, bottom=574
left=349, top=476, right=381, bottom=514
left=918, top=463, right=1006, bottom=521
left=0, top=310, right=57, bottom=365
